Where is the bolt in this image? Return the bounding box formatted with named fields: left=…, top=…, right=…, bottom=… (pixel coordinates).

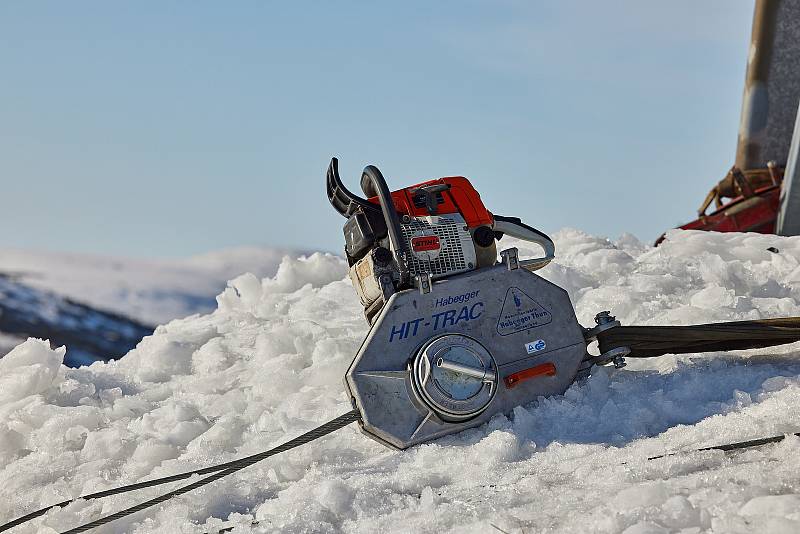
left=595, top=311, right=615, bottom=325
left=613, top=355, right=627, bottom=369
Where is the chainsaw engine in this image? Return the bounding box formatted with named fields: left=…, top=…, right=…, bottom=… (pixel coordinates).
left=327, top=158, right=555, bottom=323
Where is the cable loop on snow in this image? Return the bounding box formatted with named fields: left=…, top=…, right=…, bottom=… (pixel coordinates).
left=0, top=410, right=361, bottom=534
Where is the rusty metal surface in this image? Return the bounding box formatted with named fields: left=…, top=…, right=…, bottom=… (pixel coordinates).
left=678, top=185, right=781, bottom=238
left=697, top=166, right=781, bottom=217
left=735, top=0, right=800, bottom=170
left=668, top=0, right=800, bottom=242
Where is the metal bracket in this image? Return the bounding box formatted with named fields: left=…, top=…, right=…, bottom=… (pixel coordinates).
left=415, top=272, right=432, bottom=294
left=500, top=248, right=520, bottom=271
left=379, top=274, right=395, bottom=301
left=583, top=310, right=621, bottom=342
left=411, top=183, right=451, bottom=215
left=583, top=346, right=630, bottom=368
left=583, top=311, right=627, bottom=368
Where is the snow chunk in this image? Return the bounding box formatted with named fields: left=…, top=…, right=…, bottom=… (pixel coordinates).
left=689, top=285, right=736, bottom=309
left=621, top=522, right=669, bottom=534
left=216, top=253, right=347, bottom=315
left=0, top=339, right=64, bottom=403
left=740, top=494, right=800, bottom=518
left=612, top=482, right=669, bottom=510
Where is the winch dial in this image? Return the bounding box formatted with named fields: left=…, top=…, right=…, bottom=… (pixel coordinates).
left=411, top=334, right=498, bottom=421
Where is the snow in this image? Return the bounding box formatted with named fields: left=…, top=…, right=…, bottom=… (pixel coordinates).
left=2, top=229, right=800, bottom=533
left=0, top=332, right=25, bottom=358
left=0, top=340, right=64, bottom=405
left=0, top=246, right=309, bottom=325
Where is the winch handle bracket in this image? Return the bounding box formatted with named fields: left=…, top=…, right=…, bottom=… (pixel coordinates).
left=326, top=157, right=410, bottom=285
left=326, top=157, right=381, bottom=218
left=493, top=215, right=556, bottom=271
left=361, top=164, right=411, bottom=284
left=410, top=183, right=451, bottom=215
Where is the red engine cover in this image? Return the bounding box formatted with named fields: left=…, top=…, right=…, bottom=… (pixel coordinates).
left=368, top=177, right=494, bottom=228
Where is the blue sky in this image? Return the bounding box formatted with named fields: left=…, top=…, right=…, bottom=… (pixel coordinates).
left=1, top=1, right=755, bottom=257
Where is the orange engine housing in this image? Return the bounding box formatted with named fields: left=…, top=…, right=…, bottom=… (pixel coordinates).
left=367, top=177, right=494, bottom=229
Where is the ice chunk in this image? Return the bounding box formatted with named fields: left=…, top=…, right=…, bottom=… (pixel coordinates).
left=689, top=285, right=736, bottom=309
left=621, top=522, right=669, bottom=534
left=740, top=494, right=800, bottom=518
left=0, top=338, right=64, bottom=404
left=612, top=482, right=669, bottom=510
left=660, top=495, right=702, bottom=528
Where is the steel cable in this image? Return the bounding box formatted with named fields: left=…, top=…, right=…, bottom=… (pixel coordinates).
left=647, top=431, right=800, bottom=460
left=0, top=410, right=360, bottom=533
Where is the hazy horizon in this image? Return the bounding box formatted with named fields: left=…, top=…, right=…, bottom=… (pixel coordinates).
left=1, top=1, right=756, bottom=258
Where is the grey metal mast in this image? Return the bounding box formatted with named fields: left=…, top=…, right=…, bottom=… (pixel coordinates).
left=735, top=0, right=800, bottom=172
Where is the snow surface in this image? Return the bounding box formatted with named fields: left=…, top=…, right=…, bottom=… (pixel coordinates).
left=0, top=332, right=25, bottom=358
left=2, top=229, right=800, bottom=533
left=0, top=246, right=309, bottom=325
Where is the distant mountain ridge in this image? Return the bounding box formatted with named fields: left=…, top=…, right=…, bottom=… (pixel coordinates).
left=0, top=245, right=312, bottom=325
left=0, top=245, right=313, bottom=365
left=0, top=273, right=153, bottom=366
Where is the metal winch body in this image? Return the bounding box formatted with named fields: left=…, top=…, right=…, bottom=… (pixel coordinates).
left=329, top=158, right=573, bottom=448
left=345, top=259, right=585, bottom=449
left=329, top=159, right=800, bottom=450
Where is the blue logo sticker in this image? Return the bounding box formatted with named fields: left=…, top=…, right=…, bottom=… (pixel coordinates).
left=525, top=339, right=547, bottom=354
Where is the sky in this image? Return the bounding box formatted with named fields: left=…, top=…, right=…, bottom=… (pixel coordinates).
left=0, top=1, right=756, bottom=258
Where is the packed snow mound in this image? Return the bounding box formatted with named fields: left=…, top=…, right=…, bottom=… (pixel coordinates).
left=2, top=232, right=800, bottom=533
left=0, top=246, right=309, bottom=325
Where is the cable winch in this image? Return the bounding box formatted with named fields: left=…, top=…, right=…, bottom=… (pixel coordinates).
left=327, top=158, right=800, bottom=449
left=6, top=158, right=800, bottom=533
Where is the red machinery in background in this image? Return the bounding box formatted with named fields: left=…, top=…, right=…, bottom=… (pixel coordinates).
left=660, top=0, right=800, bottom=244
left=656, top=165, right=784, bottom=245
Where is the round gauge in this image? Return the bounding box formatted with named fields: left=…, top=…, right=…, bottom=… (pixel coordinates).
left=411, top=334, right=498, bottom=421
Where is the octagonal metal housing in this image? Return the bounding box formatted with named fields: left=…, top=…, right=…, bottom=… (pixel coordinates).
left=344, top=263, right=587, bottom=449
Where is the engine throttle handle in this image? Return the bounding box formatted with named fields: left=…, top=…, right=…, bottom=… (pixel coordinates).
left=493, top=215, right=555, bottom=271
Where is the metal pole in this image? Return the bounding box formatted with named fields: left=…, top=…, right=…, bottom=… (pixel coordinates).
left=735, top=0, right=800, bottom=171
